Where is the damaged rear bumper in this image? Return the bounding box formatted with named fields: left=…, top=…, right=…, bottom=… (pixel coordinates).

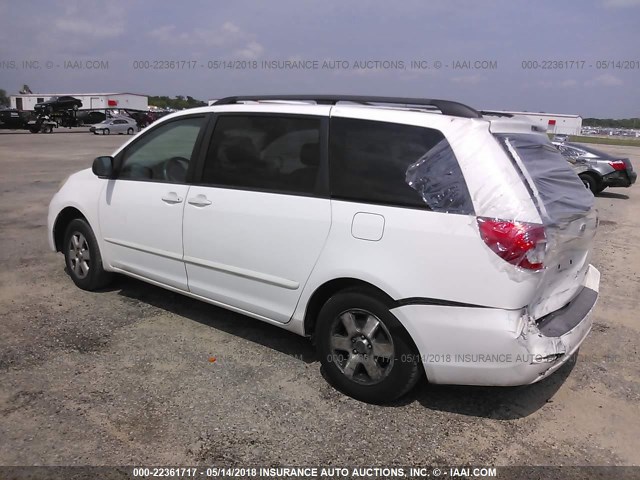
left=603, top=170, right=635, bottom=188
left=390, top=265, right=600, bottom=386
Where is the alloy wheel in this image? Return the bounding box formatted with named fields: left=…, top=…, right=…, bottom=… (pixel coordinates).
left=68, top=232, right=90, bottom=279
left=328, top=309, right=395, bottom=385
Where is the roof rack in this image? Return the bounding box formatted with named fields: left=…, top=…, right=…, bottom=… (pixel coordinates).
left=213, top=95, right=482, bottom=119
left=479, top=110, right=514, bottom=118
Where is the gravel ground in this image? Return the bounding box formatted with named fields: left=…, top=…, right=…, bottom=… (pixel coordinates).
left=0, top=130, right=639, bottom=467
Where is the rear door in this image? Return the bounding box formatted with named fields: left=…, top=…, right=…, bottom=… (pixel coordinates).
left=183, top=111, right=331, bottom=323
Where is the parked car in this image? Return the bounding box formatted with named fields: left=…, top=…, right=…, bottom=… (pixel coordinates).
left=553, top=141, right=636, bottom=194
left=90, top=117, right=138, bottom=135
left=34, top=96, right=83, bottom=113
left=48, top=95, right=600, bottom=403
left=0, top=108, right=31, bottom=129
left=76, top=111, right=106, bottom=126
left=127, top=111, right=154, bottom=129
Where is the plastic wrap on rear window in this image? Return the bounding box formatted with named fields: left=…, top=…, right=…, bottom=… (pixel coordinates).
left=495, top=133, right=594, bottom=224
left=487, top=133, right=598, bottom=316
left=405, top=138, right=474, bottom=215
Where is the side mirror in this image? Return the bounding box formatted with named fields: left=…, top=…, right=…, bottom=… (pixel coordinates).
left=92, top=156, right=114, bottom=178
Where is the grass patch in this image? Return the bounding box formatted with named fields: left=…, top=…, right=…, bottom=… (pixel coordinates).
left=567, top=135, right=640, bottom=147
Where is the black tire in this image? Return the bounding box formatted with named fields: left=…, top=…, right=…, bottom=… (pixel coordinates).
left=63, top=219, right=113, bottom=291
left=316, top=289, right=422, bottom=403
left=103, top=128, right=110, bottom=135
left=579, top=173, right=600, bottom=194
left=127, top=127, right=134, bottom=135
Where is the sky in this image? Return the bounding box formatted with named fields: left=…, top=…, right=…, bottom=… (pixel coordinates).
left=0, top=0, right=639, bottom=117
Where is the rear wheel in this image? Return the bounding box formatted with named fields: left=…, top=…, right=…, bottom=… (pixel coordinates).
left=316, top=289, right=422, bottom=403
left=63, top=219, right=113, bottom=291
left=579, top=173, right=600, bottom=194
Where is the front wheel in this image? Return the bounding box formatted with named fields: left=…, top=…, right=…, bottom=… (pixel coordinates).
left=127, top=127, right=134, bottom=135
left=316, top=289, right=422, bottom=403
left=103, top=128, right=110, bottom=135
left=63, top=219, right=113, bottom=291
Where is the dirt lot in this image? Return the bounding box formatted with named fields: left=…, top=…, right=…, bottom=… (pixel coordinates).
left=0, top=130, right=639, bottom=467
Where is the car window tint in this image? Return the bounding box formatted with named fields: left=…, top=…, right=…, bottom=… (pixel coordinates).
left=329, top=117, right=474, bottom=214
left=119, top=116, right=204, bottom=183
left=202, top=115, right=322, bottom=194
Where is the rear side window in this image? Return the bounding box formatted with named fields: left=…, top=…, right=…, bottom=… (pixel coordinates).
left=496, top=133, right=594, bottom=221
left=202, top=115, right=323, bottom=195
left=329, top=118, right=474, bottom=214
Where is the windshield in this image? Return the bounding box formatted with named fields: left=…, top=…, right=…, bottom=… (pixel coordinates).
left=565, top=143, right=614, bottom=159
left=496, top=133, right=594, bottom=223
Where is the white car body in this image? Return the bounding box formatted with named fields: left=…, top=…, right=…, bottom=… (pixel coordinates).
left=48, top=98, right=600, bottom=391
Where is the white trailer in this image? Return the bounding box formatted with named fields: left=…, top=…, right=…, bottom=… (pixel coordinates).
left=10, top=93, right=148, bottom=112
left=486, top=110, right=582, bottom=135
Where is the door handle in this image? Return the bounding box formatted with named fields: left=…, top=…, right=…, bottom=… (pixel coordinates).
left=188, top=194, right=212, bottom=207
left=161, top=192, right=183, bottom=204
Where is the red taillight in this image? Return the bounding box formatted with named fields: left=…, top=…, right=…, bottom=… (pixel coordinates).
left=477, top=218, right=547, bottom=271
left=609, top=161, right=626, bottom=171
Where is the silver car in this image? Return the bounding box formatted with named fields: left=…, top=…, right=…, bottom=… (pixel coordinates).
left=553, top=141, right=636, bottom=194
left=90, top=117, right=137, bottom=135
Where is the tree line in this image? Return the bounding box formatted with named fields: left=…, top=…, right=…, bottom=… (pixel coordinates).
left=147, top=95, right=206, bottom=110
left=583, top=118, right=640, bottom=129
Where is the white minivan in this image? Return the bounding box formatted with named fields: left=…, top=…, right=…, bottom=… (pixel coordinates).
left=48, top=96, right=600, bottom=403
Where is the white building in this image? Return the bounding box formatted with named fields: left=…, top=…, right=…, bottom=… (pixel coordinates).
left=10, top=93, right=148, bottom=112
left=490, top=110, right=582, bottom=135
